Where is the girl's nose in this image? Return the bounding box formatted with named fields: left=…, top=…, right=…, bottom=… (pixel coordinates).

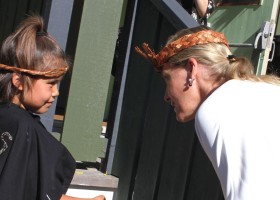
left=52, top=84, right=59, bottom=97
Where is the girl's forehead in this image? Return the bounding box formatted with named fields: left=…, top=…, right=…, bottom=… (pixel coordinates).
left=42, top=56, right=67, bottom=67
left=48, top=76, right=63, bottom=81
left=35, top=76, right=63, bottom=83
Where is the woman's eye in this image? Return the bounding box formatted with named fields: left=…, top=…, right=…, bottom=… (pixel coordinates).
left=163, top=75, right=170, bottom=81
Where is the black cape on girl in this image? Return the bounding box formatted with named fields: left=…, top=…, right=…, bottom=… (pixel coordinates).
left=0, top=103, right=76, bottom=200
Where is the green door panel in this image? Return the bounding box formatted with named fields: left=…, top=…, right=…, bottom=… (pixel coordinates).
left=208, top=0, right=279, bottom=74
left=61, top=0, right=125, bottom=162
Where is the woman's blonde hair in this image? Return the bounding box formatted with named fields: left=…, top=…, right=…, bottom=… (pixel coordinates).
left=166, top=26, right=280, bottom=85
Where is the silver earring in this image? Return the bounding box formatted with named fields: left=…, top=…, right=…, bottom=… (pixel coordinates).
left=188, top=78, right=194, bottom=86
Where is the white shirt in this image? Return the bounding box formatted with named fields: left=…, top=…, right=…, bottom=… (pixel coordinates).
left=195, top=79, right=280, bottom=200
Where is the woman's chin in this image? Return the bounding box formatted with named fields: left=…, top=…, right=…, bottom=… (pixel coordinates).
left=176, top=113, right=194, bottom=122
left=176, top=114, right=185, bottom=122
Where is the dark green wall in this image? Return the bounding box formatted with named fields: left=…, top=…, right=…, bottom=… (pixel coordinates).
left=109, top=0, right=223, bottom=199
left=61, top=0, right=125, bottom=162
left=0, top=0, right=50, bottom=43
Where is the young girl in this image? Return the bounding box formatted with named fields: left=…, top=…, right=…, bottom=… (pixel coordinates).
left=0, top=15, right=105, bottom=200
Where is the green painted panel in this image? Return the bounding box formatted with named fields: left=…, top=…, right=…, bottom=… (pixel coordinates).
left=61, top=0, right=124, bottom=162
left=276, top=8, right=280, bottom=35
left=111, top=0, right=223, bottom=199
left=0, top=0, right=46, bottom=42
left=209, top=3, right=274, bottom=44
left=208, top=1, right=277, bottom=70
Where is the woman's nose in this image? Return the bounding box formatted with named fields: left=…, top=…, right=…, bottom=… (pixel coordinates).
left=164, top=91, right=170, bottom=103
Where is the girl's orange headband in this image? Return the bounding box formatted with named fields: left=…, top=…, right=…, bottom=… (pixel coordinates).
left=135, top=29, right=229, bottom=71
left=0, top=63, right=68, bottom=78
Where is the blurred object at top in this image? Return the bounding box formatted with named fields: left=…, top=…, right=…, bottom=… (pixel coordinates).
left=177, top=0, right=215, bottom=25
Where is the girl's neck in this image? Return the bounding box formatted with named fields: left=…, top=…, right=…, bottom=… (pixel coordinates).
left=11, top=95, right=25, bottom=110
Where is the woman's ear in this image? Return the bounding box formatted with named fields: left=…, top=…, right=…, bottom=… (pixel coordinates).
left=12, top=73, right=23, bottom=91
left=186, top=58, right=198, bottom=75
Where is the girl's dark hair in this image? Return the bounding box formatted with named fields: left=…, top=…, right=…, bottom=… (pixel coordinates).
left=0, top=14, right=70, bottom=103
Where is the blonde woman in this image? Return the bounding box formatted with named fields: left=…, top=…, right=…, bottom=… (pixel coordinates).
left=136, top=26, right=280, bottom=200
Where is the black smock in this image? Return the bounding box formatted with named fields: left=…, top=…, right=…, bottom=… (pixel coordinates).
left=0, top=103, right=76, bottom=200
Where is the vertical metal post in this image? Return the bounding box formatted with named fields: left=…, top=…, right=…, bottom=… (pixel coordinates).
left=40, top=0, right=74, bottom=132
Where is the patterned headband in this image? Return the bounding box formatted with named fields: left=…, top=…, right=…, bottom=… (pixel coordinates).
left=0, top=63, right=68, bottom=78
left=135, top=29, right=229, bottom=70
